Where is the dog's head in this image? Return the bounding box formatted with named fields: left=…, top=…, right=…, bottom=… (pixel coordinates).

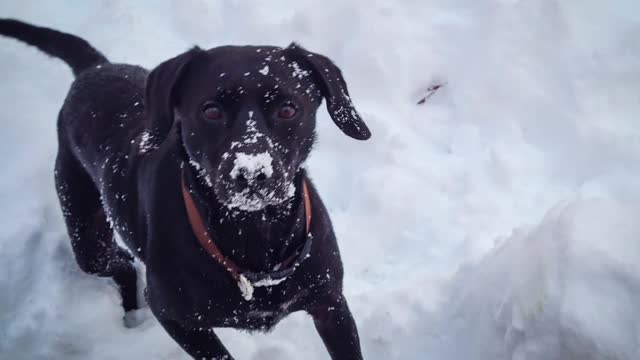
left=143, top=44, right=370, bottom=212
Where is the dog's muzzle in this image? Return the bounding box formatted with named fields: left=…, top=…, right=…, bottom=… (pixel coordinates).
left=216, top=151, right=295, bottom=212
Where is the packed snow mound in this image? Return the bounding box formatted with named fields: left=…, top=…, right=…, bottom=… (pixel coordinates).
left=428, top=198, right=640, bottom=360
left=1, top=0, right=639, bottom=359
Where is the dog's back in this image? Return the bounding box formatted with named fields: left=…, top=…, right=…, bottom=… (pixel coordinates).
left=0, top=19, right=148, bottom=171
left=60, top=63, right=148, bottom=175
left=1, top=19, right=148, bottom=312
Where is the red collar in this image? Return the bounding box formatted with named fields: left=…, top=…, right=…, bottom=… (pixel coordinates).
left=181, top=169, right=313, bottom=301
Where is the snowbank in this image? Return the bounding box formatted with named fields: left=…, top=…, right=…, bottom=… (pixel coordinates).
left=427, top=198, right=640, bottom=360
left=0, top=0, right=638, bottom=359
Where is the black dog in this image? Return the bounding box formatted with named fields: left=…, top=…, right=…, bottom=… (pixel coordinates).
left=0, top=19, right=370, bottom=359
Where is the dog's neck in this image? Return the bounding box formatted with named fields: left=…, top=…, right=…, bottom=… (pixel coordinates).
left=183, top=163, right=308, bottom=272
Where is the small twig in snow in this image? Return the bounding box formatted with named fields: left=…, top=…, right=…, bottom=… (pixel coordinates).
left=417, top=82, right=447, bottom=105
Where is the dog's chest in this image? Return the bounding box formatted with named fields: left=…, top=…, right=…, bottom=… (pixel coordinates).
left=189, top=289, right=304, bottom=332
left=229, top=297, right=298, bottom=330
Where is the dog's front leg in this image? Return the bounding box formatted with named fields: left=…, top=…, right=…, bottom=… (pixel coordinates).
left=159, top=318, right=233, bottom=360
left=309, top=295, right=363, bottom=360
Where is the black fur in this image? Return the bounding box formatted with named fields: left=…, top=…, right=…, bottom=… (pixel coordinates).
left=0, top=19, right=107, bottom=76
left=0, top=18, right=370, bottom=360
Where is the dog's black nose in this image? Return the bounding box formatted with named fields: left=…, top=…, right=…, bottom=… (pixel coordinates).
left=236, top=172, right=249, bottom=187
left=235, top=169, right=270, bottom=189
left=255, top=172, right=268, bottom=184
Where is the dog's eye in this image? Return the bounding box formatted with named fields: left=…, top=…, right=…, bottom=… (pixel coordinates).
left=202, top=103, right=223, bottom=121
left=277, top=102, right=298, bottom=120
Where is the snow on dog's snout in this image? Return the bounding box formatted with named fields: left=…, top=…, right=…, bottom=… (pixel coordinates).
left=218, top=111, right=296, bottom=211
left=224, top=151, right=295, bottom=212
left=230, top=152, right=274, bottom=183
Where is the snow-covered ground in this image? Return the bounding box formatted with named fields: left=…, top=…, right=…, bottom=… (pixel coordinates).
left=1, top=1, right=639, bottom=359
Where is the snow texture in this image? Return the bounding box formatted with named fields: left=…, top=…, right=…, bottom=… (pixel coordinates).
left=1, top=0, right=639, bottom=359
left=252, top=276, right=288, bottom=288
left=230, top=152, right=274, bottom=181
left=189, top=159, right=214, bottom=188
left=138, top=131, right=155, bottom=153
left=238, top=275, right=254, bottom=301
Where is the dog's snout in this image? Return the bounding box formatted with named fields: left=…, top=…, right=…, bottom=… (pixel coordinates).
left=229, top=151, right=275, bottom=190
left=236, top=171, right=249, bottom=188
left=255, top=172, right=268, bottom=183
left=234, top=167, right=270, bottom=189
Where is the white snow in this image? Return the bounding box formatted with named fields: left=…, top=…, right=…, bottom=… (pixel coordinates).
left=225, top=152, right=288, bottom=212
left=238, top=113, right=264, bottom=145
left=225, top=186, right=289, bottom=213
left=238, top=275, right=254, bottom=301
left=138, top=131, right=154, bottom=153
left=1, top=0, right=639, bottom=359
left=289, top=61, right=309, bottom=79
left=188, top=159, right=213, bottom=188
left=229, top=152, right=274, bottom=181
left=258, top=65, right=269, bottom=75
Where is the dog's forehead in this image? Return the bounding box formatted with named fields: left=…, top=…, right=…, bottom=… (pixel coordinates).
left=198, top=46, right=317, bottom=90
left=206, top=45, right=283, bottom=64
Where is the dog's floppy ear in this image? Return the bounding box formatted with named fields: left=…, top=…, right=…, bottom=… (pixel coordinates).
left=286, top=43, right=371, bottom=140
left=142, top=47, right=203, bottom=150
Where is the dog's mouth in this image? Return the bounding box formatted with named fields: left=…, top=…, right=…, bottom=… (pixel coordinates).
left=222, top=183, right=296, bottom=212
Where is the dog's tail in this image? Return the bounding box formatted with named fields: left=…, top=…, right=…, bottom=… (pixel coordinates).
left=0, top=19, right=108, bottom=76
